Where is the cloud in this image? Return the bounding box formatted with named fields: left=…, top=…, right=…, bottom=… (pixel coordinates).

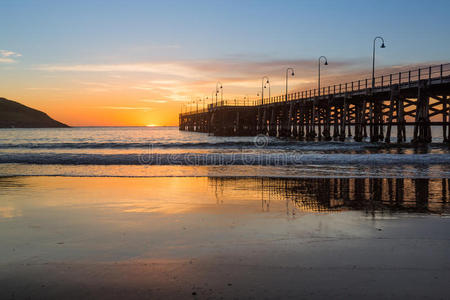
left=30, top=59, right=367, bottom=100
left=0, top=50, right=22, bottom=63
left=132, top=85, right=177, bottom=91
left=32, top=58, right=359, bottom=79
left=0, top=50, right=22, bottom=57
left=31, top=58, right=444, bottom=102
left=26, top=87, right=63, bottom=91
left=0, top=58, right=15, bottom=63
left=33, top=63, right=197, bottom=79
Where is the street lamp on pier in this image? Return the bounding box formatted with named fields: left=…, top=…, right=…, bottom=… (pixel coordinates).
left=264, top=80, right=271, bottom=103
left=372, top=36, right=386, bottom=89
left=216, top=81, right=223, bottom=106
left=261, top=76, right=269, bottom=105
left=285, top=68, right=295, bottom=101
left=318, top=56, right=328, bottom=97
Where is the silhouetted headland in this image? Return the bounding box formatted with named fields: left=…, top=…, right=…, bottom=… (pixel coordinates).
left=0, top=97, right=69, bottom=128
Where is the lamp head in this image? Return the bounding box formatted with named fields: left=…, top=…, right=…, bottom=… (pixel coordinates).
left=291, top=72, right=295, bottom=76
left=324, top=60, right=328, bottom=66
left=266, top=79, right=269, bottom=84
left=381, top=43, right=386, bottom=48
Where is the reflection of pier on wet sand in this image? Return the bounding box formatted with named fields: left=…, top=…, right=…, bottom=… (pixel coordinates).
left=1, top=176, right=449, bottom=299
left=209, top=177, right=449, bottom=214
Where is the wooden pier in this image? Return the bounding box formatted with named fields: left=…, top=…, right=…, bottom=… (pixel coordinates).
left=179, top=63, right=450, bottom=143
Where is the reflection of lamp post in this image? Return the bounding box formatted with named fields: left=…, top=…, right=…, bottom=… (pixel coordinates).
left=285, top=67, right=295, bottom=101
left=261, top=76, right=269, bottom=105
left=318, top=56, right=328, bottom=96
left=372, top=36, right=386, bottom=88
left=216, top=81, right=223, bottom=106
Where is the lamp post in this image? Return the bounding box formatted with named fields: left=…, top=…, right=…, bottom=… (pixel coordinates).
left=285, top=68, right=295, bottom=101
left=265, top=80, right=271, bottom=103
left=216, top=81, right=223, bottom=106
left=318, top=56, right=328, bottom=97
left=372, top=36, right=386, bottom=88
left=261, top=76, right=269, bottom=105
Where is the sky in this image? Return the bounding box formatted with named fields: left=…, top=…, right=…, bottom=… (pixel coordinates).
left=0, top=0, right=449, bottom=126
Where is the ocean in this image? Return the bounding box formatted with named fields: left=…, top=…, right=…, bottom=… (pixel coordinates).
left=1, top=126, right=450, bottom=178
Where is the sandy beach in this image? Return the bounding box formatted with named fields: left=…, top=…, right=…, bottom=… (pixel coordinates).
left=1, top=176, right=449, bottom=299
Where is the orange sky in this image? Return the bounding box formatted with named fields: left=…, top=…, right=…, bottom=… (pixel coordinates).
left=0, top=60, right=314, bottom=126
left=2, top=59, right=433, bottom=127
left=0, top=53, right=444, bottom=127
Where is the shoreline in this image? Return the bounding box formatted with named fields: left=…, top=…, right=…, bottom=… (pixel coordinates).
left=1, top=173, right=450, bottom=179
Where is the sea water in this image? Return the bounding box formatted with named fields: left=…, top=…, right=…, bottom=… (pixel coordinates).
left=0, top=126, right=449, bottom=178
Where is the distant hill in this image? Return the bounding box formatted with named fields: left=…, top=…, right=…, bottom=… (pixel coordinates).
left=0, top=97, right=69, bottom=128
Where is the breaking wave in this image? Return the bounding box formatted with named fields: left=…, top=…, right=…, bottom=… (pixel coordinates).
left=1, top=152, right=450, bottom=165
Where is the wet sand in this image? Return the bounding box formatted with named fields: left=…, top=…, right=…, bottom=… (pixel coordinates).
left=0, top=176, right=449, bottom=299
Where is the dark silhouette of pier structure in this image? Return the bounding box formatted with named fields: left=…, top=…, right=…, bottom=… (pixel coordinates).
left=179, top=63, right=450, bottom=143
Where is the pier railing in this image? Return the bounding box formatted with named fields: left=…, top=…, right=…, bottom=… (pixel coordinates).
left=261, top=63, right=450, bottom=105
left=181, top=63, right=450, bottom=115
